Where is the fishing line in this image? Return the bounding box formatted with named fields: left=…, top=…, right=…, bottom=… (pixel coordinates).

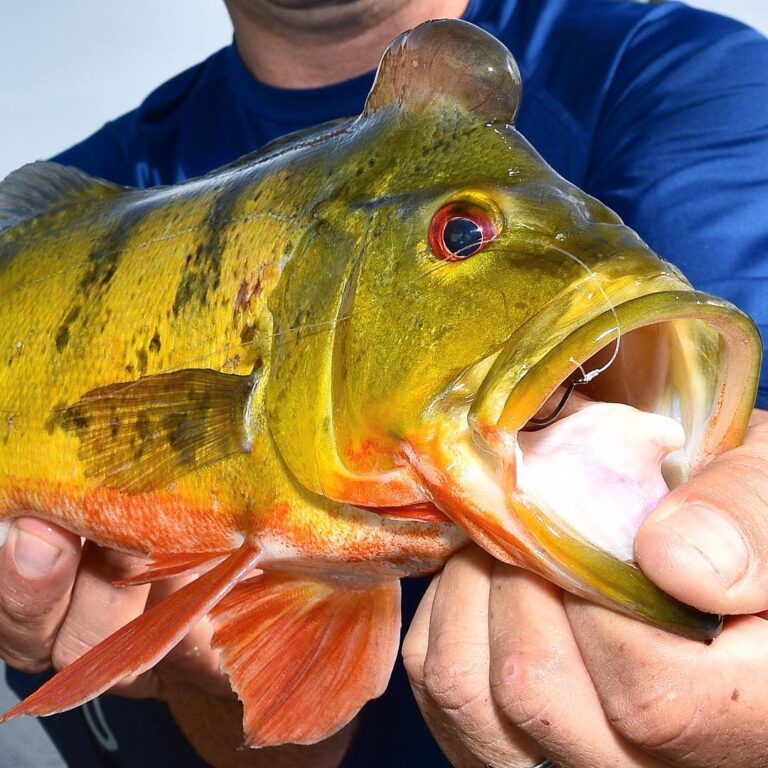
left=547, top=243, right=622, bottom=383
left=489, top=120, right=623, bottom=400
left=415, top=232, right=499, bottom=281
left=519, top=244, right=621, bottom=433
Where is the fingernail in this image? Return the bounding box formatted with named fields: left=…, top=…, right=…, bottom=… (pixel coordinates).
left=12, top=527, right=63, bottom=579
left=657, top=504, right=748, bottom=588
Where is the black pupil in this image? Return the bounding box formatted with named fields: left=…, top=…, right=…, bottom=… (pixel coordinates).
left=443, top=216, right=483, bottom=257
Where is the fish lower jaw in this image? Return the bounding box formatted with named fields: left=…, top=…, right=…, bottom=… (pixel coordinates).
left=407, top=398, right=723, bottom=637
left=426, top=396, right=682, bottom=570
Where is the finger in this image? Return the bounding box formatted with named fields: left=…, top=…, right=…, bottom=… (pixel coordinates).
left=0, top=517, right=81, bottom=672
left=51, top=542, right=152, bottom=693
left=635, top=413, right=768, bottom=614
left=401, top=568, right=439, bottom=681
left=405, top=546, right=540, bottom=768
left=404, top=572, right=485, bottom=768
left=567, top=597, right=768, bottom=767
left=488, top=566, right=666, bottom=768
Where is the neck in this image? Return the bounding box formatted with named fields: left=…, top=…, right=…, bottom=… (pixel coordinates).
left=224, top=0, right=468, bottom=88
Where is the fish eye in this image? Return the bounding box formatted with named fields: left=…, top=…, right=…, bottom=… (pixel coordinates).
left=429, top=202, right=498, bottom=261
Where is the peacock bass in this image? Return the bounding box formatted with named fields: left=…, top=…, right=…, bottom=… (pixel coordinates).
left=0, top=19, right=761, bottom=747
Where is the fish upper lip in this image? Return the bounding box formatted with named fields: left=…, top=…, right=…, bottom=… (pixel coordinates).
left=466, top=280, right=667, bottom=433
left=469, top=284, right=760, bottom=478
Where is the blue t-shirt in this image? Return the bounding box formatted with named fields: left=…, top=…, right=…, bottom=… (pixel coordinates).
left=8, top=0, right=768, bottom=766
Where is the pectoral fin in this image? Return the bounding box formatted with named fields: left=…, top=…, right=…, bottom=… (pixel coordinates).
left=61, top=367, right=260, bottom=493
left=210, top=572, right=401, bottom=747
left=0, top=545, right=261, bottom=723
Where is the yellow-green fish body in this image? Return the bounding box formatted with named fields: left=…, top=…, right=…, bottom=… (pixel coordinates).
left=0, top=127, right=463, bottom=574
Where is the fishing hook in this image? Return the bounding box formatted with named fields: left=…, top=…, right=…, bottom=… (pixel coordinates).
left=520, top=375, right=587, bottom=432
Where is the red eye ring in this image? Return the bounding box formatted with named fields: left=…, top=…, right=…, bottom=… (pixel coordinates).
left=429, top=202, right=498, bottom=261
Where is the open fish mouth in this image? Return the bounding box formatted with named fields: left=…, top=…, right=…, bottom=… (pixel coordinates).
left=408, top=285, right=761, bottom=640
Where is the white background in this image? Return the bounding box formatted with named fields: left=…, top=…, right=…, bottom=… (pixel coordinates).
left=0, top=0, right=766, bottom=179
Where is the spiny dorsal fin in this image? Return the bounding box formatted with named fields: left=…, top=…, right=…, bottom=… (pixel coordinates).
left=60, top=367, right=260, bottom=494
left=0, top=161, right=125, bottom=234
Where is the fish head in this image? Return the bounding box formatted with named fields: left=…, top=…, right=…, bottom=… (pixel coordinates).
left=267, top=20, right=762, bottom=638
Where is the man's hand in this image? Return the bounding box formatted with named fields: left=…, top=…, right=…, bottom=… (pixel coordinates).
left=0, top=519, right=352, bottom=768
left=404, top=409, right=768, bottom=767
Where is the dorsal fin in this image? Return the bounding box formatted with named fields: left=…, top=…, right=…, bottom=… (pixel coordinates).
left=0, top=161, right=125, bottom=234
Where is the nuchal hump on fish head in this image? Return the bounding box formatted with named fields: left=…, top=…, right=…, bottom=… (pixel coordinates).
left=267, top=19, right=762, bottom=640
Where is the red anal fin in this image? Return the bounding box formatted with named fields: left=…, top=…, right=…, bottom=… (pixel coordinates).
left=210, top=573, right=401, bottom=747
left=357, top=501, right=451, bottom=524
left=0, top=544, right=261, bottom=723
left=114, top=550, right=232, bottom=586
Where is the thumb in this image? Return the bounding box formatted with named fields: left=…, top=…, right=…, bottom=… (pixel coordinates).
left=0, top=517, right=81, bottom=672
left=635, top=411, right=768, bottom=615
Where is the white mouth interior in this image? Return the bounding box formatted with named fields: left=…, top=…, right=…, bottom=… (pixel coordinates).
left=516, top=391, right=684, bottom=561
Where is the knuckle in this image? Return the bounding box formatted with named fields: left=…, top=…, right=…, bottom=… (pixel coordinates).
left=0, top=585, right=57, bottom=625
left=422, top=641, right=488, bottom=713
left=0, top=642, right=53, bottom=674
left=2, top=656, right=51, bottom=675
left=602, top=677, right=697, bottom=751
left=488, top=653, right=551, bottom=738
left=50, top=633, right=90, bottom=671
left=401, top=635, right=426, bottom=687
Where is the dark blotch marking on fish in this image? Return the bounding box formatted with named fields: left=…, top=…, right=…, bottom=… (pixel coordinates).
left=44, top=400, right=69, bottom=435
left=172, top=183, right=246, bottom=317
left=78, top=203, right=152, bottom=296
left=54, top=305, right=81, bottom=353
left=240, top=323, right=257, bottom=344
left=136, top=412, right=151, bottom=441
left=291, top=309, right=311, bottom=340
left=172, top=262, right=195, bottom=316
left=731, top=689, right=740, bottom=702
left=137, top=348, right=148, bottom=376
left=72, top=412, right=89, bottom=431
left=55, top=325, right=70, bottom=352
left=149, top=331, right=161, bottom=353
left=163, top=412, right=197, bottom=465
left=51, top=399, right=88, bottom=436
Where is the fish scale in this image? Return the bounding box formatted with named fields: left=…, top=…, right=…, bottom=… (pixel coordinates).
left=0, top=18, right=761, bottom=748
